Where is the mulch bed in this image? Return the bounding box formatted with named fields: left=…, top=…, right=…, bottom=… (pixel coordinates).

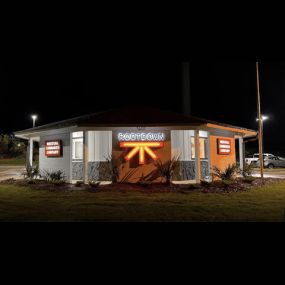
left=197, top=178, right=284, bottom=193
left=1, top=177, right=284, bottom=194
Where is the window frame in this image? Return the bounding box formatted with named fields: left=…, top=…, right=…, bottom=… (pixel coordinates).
left=191, top=137, right=208, bottom=160
left=72, top=132, right=84, bottom=161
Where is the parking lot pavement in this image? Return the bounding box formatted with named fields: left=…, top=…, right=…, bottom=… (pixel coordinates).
left=253, top=169, right=285, bottom=179
left=0, top=166, right=25, bottom=181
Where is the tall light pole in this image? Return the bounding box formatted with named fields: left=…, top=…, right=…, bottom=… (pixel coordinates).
left=31, top=115, right=38, bottom=128
left=256, top=115, right=269, bottom=158
left=256, top=62, right=264, bottom=180
left=182, top=62, right=191, bottom=116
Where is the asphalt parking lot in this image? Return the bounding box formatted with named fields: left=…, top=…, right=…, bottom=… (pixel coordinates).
left=0, top=166, right=25, bottom=181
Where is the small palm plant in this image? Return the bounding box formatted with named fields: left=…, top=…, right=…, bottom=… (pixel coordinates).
left=240, top=163, right=255, bottom=178
left=42, top=170, right=66, bottom=185
left=212, top=164, right=238, bottom=181
left=105, top=155, right=121, bottom=183
left=22, top=164, right=40, bottom=180
left=153, top=156, right=178, bottom=185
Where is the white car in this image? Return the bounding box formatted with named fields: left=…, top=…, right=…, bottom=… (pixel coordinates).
left=256, top=156, right=285, bottom=169
left=245, top=153, right=274, bottom=165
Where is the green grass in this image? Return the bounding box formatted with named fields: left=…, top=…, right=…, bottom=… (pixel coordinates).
left=0, top=158, right=26, bottom=166
left=0, top=181, right=285, bottom=222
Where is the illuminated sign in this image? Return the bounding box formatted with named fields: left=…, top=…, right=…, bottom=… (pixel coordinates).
left=118, top=132, right=166, bottom=142
left=217, top=138, right=231, bottom=155
left=45, top=140, right=62, bottom=157
left=120, top=142, right=164, bottom=164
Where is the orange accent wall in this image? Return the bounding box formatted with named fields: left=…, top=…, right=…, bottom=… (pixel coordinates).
left=113, top=141, right=171, bottom=183
left=112, top=130, right=171, bottom=183
left=210, top=136, right=236, bottom=171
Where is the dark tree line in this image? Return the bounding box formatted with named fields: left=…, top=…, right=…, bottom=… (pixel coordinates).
left=0, top=134, right=27, bottom=158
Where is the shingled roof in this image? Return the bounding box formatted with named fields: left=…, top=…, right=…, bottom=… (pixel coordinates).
left=14, top=106, right=257, bottom=136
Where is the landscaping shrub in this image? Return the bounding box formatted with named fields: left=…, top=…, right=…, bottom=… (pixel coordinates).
left=22, top=164, right=40, bottom=180
left=222, top=179, right=235, bottom=186
left=243, top=176, right=255, bottom=184
left=75, top=181, right=85, bottom=187
left=89, top=181, right=100, bottom=188
left=42, top=170, right=66, bottom=184
left=153, top=157, right=178, bottom=185
left=188, top=183, right=203, bottom=190
left=239, top=163, right=255, bottom=178
left=200, top=180, right=211, bottom=187
left=212, top=164, right=238, bottom=181
left=105, top=155, right=121, bottom=183
left=138, top=174, right=152, bottom=187
left=0, top=178, right=16, bottom=184
left=51, top=180, right=66, bottom=186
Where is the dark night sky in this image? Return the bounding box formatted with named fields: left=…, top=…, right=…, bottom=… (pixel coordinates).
left=1, top=57, right=284, bottom=154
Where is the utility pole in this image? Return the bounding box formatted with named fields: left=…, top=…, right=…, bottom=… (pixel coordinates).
left=256, top=62, right=264, bottom=180
left=182, top=62, right=191, bottom=116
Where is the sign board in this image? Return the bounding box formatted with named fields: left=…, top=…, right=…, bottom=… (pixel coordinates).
left=118, top=132, right=165, bottom=164
left=120, top=141, right=164, bottom=164
left=118, top=132, right=166, bottom=142
left=217, top=138, right=231, bottom=155
left=45, top=140, right=62, bottom=157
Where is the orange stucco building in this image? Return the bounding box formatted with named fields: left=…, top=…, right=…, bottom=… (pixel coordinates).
left=15, top=107, right=257, bottom=184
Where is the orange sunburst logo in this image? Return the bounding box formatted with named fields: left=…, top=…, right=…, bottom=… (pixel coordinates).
left=120, top=142, right=164, bottom=165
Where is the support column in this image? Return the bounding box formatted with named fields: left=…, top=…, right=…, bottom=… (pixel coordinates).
left=83, top=131, right=89, bottom=184
left=239, top=137, right=245, bottom=172
left=206, top=132, right=211, bottom=181
left=29, top=138, right=33, bottom=167
left=194, top=130, right=201, bottom=183
left=69, top=133, right=73, bottom=183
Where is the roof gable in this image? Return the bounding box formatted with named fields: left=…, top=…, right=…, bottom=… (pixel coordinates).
left=14, top=106, right=257, bottom=136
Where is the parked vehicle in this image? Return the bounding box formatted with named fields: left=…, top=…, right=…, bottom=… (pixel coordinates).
left=256, top=156, right=285, bottom=169
left=245, top=153, right=274, bottom=165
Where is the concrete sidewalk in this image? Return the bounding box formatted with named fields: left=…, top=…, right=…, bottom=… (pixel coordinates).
left=0, top=166, right=25, bottom=181
left=253, top=169, right=285, bottom=179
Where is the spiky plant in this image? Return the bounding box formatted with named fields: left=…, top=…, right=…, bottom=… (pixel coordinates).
left=22, top=164, right=40, bottom=180
left=153, top=156, right=178, bottom=185
left=105, top=155, right=121, bottom=183
left=240, top=163, right=255, bottom=178
left=212, top=164, right=238, bottom=181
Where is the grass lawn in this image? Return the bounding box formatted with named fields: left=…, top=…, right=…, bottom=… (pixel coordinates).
left=0, top=158, right=26, bottom=166
left=0, top=181, right=285, bottom=222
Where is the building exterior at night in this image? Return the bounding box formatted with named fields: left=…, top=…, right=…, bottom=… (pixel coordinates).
left=15, top=107, right=257, bottom=184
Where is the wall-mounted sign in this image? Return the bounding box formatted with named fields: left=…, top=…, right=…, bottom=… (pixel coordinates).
left=217, top=138, right=231, bottom=155
left=45, top=140, right=62, bottom=157
left=120, top=142, right=164, bottom=165
left=118, top=132, right=166, bottom=142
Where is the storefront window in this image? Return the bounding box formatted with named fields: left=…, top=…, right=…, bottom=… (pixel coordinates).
left=191, top=137, right=208, bottom=159
left=199, top=138, right=207, bottom=159
left=171, top=130, right=209, bottom=161
left=72, top=132, right=83, bottom=160
left=171, top=130, right=194, bottom=161
left=88, top=131, right=112, bottom=162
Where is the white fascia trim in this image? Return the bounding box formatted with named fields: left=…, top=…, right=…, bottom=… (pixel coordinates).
left=14, top=126, right=79, bottom=139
